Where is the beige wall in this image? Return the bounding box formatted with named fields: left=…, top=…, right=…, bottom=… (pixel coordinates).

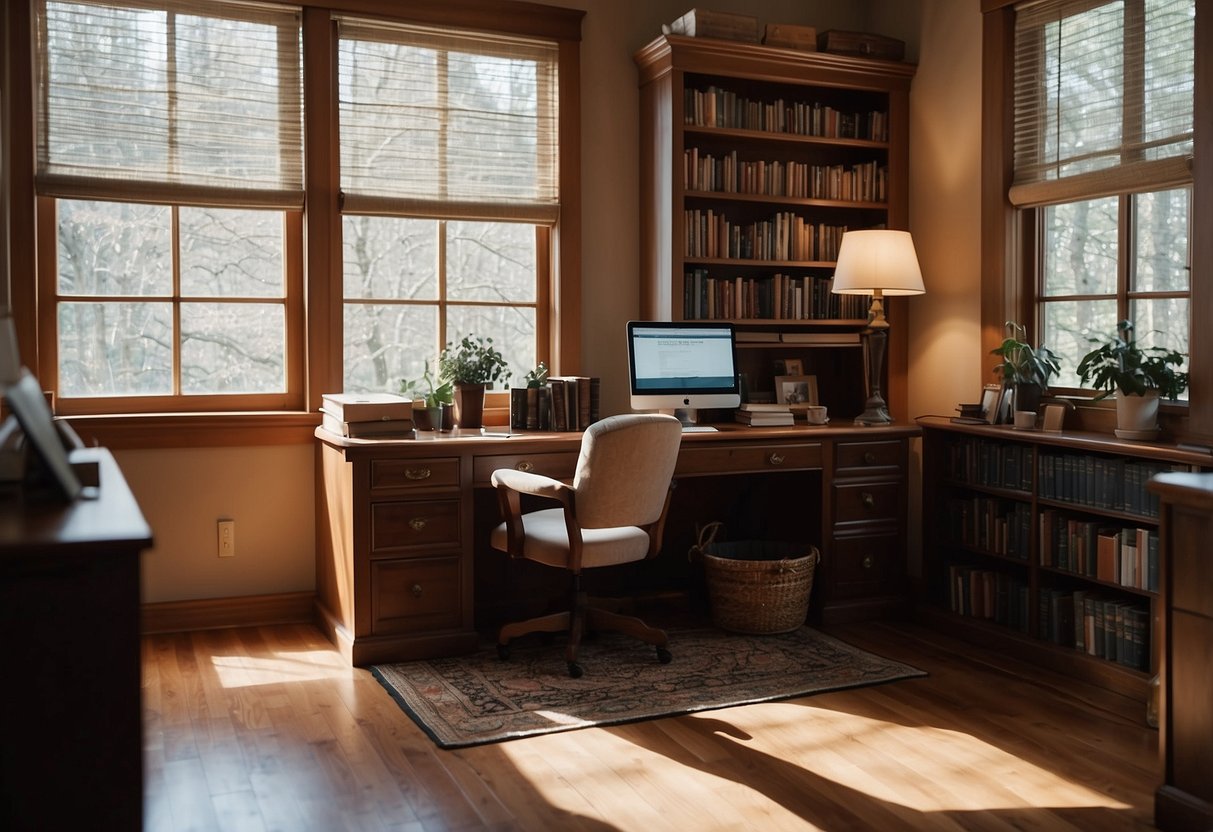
left=48, top=1, right=989, bottom=605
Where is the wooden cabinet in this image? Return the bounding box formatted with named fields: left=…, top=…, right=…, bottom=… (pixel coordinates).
left=919, top=417, right=1210, bottom=700
left=1149, top=472, right=1213, bottom=832
left=634, top=34, right=915, bottom=419
left=1, top=448, right=153, bottom=831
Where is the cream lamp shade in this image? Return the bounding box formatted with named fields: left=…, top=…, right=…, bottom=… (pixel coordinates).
left=831, top=230, right=925, bottom=297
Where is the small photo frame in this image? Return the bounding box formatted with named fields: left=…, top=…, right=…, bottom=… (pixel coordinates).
left=979, top=384, right=1001, bottom=424
left=781, top=358, right=804, bottom=376
left=775, top=375, right=818, bottom=406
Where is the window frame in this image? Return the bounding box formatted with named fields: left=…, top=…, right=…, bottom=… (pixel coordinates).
left=981, top=0, right=1211, bottom=441
left=4, top=0, right=583, bottom=446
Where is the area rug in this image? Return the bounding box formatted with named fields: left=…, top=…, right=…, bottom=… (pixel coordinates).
left=371, top=626, right=926, bottom=749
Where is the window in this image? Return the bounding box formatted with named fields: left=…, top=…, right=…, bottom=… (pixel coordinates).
left=34, top=0, right=304, bottom=414
left=336, top=18, right=559, bottom=394
left=1007, top=0, right=1194, bottom=395
left=17, top=0, right=581, bottom=430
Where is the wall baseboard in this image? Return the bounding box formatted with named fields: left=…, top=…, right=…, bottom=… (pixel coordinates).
left=141, top=591, right=316, bottom=634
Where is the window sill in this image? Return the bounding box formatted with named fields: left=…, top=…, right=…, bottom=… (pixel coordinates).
left=64, top=411, right=320, bottom=450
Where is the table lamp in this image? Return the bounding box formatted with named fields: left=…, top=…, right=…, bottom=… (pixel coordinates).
left=831, top=229, right=925, bottom=425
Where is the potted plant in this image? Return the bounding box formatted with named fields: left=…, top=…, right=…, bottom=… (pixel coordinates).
left=401, top=360, right=453, bottom=431
left=438, top=335, right=510, bottom=429
left=1075, top=320, right=1188, bottom=438
left=990, top=321, right=1061, bottom=418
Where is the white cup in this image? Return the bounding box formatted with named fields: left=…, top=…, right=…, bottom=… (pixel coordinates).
left=1014, top=410, right=1036, bottom=430
left=806, top=405, right=828, bottom=425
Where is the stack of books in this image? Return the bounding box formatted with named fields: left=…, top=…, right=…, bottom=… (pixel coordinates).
left=320, top=393, right=414, bottom=438
left=734, top=403, right=794, bottom=426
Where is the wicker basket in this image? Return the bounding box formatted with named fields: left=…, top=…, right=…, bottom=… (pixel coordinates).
left=691, top=523, right=820, bottom=634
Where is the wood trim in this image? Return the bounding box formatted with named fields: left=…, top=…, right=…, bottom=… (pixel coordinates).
left=314, top=0, right=584, bottom=43
left=141, top=591, right=317, bottom=634
left=68, top=412, right=320, bottom=449
left=6, top=1, right=36, bottom=361
left=1186, top=2, right=1213, bottom=444
left=554, top=35, right=582, bottom=375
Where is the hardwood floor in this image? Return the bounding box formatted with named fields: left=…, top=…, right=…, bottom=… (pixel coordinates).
left=142, top=619, right=1160, bottom=831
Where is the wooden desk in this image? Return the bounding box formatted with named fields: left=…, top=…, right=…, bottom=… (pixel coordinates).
left=315, top=423, right=918, bottom=665
left=0, top=447, right=153, bottom=831
left=1149, top=472, right=1213, bottom=832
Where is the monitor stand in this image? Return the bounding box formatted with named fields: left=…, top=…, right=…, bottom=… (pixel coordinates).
left=669, top=407, right=718, bottom=433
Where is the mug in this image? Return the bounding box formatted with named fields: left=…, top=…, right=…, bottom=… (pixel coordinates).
left=806, top=405, right=828, bottom=425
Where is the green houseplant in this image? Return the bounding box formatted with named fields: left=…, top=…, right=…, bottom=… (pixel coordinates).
left=990, top=321, right=1061, bottom=416
left=438, top=335, right=509, bottom=429
left=1075, top=320, right=1188, bottom=437
left=401, top=360, right=453, bottom=431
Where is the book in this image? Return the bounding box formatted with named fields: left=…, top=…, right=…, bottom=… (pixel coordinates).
left=321, top=392, right=413, bottom=423
left=738, top=402, right=792, bottom=412
left=321, top=409, right=413, bottom=437
left=780, top=331, right=861, bottom=345
left=735, top=409, right=794, bottom=426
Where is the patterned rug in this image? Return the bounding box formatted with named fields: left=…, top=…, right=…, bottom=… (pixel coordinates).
left=371, top=626, right=926, bottom=749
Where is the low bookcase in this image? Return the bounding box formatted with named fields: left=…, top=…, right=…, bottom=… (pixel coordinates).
left=917, top=416, right=1211, bottom=701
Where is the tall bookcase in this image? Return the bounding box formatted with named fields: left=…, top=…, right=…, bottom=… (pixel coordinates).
left=634, top=35, right=915, bottom=419
left=919, top=416, right=1211, bottom=701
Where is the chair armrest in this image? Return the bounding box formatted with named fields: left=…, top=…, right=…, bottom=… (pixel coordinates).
left=490, top=468, right=573, bottom=505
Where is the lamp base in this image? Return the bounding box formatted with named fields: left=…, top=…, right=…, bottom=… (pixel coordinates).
left=853, top=396, right=893, bottom=426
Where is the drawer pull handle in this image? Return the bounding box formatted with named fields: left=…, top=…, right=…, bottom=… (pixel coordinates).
left=411, top=583, right=423, bottom=597
left=864, top=451, right=877, bottom=465
left=515, top=460, right=534, bottom=472
left=408, top=517, right=427, bottom=531
left=768, top=453, right=785, bottom=466
left=862, top=555, right=873, bottom=570
left=861, top=491, right=875, bottom=508
left=404, top=467, right=431, bottom=481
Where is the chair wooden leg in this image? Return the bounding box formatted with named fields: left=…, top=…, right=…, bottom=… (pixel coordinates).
left=585, top=606, right=668, bottom=649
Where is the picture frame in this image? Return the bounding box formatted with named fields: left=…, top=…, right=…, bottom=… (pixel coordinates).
left=781, top=358, right=804, bottom=376
left=979, top=384, right=1002, bottom=424
left=775, top=375, right=818, bottom=406
left=4, top=370, right=83, bottom=501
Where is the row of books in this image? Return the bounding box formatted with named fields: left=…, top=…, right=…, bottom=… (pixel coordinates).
left=320, top=392, right=414, bottom=437
left=683, top=270, right=870, bottom=322
left=1039, top=510, right=1159, bottom=592
left=946, top=564, right=1150, bottom=671
left=684, top=86, right=889, bottom=141
left=685, top=202, right=854, bottom=262
left=943, top=436, right=1034, bottom=492
left=944, top=496, right=1031, bottom=561
left=1037, top=451, right=1186, bottom=519
left=509, top=376, right=600, bottom=432
left=685, top=203, right=884, bottom=265
left=1037, top=587, right=1150, bottom=671
left=685, top=150, right=884, bottom=203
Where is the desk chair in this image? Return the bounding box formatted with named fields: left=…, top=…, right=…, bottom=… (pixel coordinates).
left=489, top=412, right=683, bottom=677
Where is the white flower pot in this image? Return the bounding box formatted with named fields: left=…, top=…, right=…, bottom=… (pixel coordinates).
left=1114, top=390, right=1160, bottom=439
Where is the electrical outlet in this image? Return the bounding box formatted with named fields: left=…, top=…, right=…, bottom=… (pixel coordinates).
left=217, top=520, right=235, bottom=558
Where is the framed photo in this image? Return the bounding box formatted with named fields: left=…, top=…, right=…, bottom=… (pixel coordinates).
left=979, top=384, right=1001, bottom=424
left=775, top=375, right=818, bottom=406
left=4, top=370, right=83, bottom=501
left=781, top=358, right=804, bottom=376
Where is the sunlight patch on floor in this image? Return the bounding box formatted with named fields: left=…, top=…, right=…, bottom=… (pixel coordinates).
left=494, top=701, right=1133, bottom=822
left=210, top=651, right=350, bottom=688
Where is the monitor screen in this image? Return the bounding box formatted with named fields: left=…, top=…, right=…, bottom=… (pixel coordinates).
left=626, top=321, right=741, bottom=414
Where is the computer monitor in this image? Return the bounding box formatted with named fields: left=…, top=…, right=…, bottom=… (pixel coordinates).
left=626, top=320, right=740, bottom=429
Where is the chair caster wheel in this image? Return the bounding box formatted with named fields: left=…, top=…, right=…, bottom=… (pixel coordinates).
left=497, top=644, right=510, bottom=661
left=567, top=662, right=583, bottom=678
left=656, top=647, right=672, bottom=664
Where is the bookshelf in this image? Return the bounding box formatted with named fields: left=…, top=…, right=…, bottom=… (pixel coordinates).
left=918, top=416, right=1212, bottom=701
left=634, top=35, right=915, bottom=419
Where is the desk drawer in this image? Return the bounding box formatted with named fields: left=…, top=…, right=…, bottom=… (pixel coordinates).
left=833, top=481, right=901, bottom=524
left=371, top=458, right=460, bottom=492
left=676, top=442, right=821, bottom=476
left=827, top=531, right=902, bottom=600
left=835, top=440, right=905, bottom=477
left=371, top=499, right=461, bottom=555
left=371, top=556, right=463, bottom=634
left=473, top=451, right=581, bottom=485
